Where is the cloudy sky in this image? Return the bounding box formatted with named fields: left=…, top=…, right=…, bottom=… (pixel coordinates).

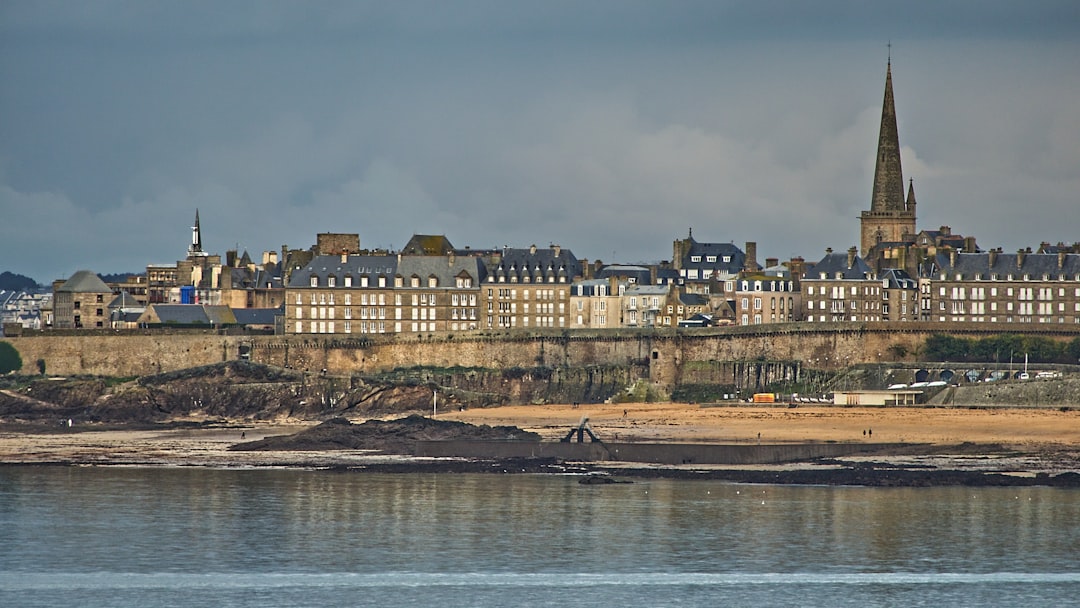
left=2, top=1, right=1078, bottom=283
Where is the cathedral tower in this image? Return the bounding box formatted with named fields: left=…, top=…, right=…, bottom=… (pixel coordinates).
left=860, top=61, right=916, bottom=255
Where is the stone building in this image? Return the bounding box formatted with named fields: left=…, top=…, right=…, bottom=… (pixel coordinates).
left=801, top=248, right=883, bottom=323
left=479, top=245, right=582, bottom=330
left=671, top=231, right=746, bottom=292
left=284, top=253, right=486, bottom=335
left=919, top=249, right=1080, bottom=324
left=734, top=275, right=800, bottom=325
left=570, top=278, right=625, bottom=329
left=52, top=270, right=113, bottom=329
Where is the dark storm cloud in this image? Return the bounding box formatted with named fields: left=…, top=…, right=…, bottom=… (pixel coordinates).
left=1, top=1, right=1078, bottom=281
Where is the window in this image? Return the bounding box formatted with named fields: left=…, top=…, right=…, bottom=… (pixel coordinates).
left=328, top=276, right=336, bottom=287
left=310, top=276, right=318, bottom=287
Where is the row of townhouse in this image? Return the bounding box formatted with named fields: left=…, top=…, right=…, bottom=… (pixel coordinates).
left=800, top=247, right=1080, bottom=326
left=284, top=244, right=585, bottom=335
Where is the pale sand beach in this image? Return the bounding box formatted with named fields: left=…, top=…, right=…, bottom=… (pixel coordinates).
left=443, top=403, right=1080, bottom=447
left=1, top=404, right=1077, bottom=470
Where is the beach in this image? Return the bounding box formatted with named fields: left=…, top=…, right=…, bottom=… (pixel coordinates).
left=1, top=404, right=1078, bottom=475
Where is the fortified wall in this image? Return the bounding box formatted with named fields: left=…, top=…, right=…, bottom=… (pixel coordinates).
left=7, top=323, right=1080, bottom=392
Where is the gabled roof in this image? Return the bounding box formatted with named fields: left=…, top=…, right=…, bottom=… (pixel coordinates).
left=58, top=270, right=112, bottom=293
left=143, top=304, right=210, bottom=324
left=107, top=291, right=142, bottom=309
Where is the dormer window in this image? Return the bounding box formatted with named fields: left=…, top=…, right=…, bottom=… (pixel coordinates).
left=328, top=276, right=336, bottom=287
left=706, top=255, right=717, bottom=263
left=344, top=276, right=352, bottom=287
left=429, top=276, right=438, bottom=288
left=723, top=256, right=731, bottom=263
left=361, top=276, right=368, bottom=287
left=310, top=276, right=318, bottom=287
left=411, top=276, right=420, bottom=288
left=690, top=255, right=701, bottom=263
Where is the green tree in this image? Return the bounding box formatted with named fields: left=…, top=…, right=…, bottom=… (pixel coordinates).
left=0, top=341, right=22, bottom=374
left=1067, top=337, right=1080, bottom=363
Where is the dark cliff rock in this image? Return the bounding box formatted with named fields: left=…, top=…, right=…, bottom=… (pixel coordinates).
left=229, top=414, right=540, bottom=454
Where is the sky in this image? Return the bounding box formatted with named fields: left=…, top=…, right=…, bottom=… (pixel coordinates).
left=1, top=1, right=1079, bottom=283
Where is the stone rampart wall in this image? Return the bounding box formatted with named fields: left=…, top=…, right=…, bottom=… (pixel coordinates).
left=5, top=323, right=1078, bottom=388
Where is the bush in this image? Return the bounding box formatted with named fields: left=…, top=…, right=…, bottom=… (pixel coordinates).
left=0, top=342, right=22, bottom=374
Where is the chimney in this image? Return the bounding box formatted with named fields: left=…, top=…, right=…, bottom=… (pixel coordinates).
left=341, top=252, right=348, bottom=263
left=1059, top=251, right=1067, bottom=269
left=789, top=257, right=805, bottom=279
left=226, top=250, right=237, bottom=267
left=744, top=241, right=758, bottom=273
left=988, top=249, right=998, bottom=267
left=963, top=236, right=977, bottom=253
left=1017, top=249, right=1026, bottom=267
left=948, top=247, right=957, bottom=268
left=530, top=244, right=537, bottom=255
left=940, top=226, right=951, bottom=237
left=553, top=244, right=561, bottom=257
left=448, top=253, right=456, bottom=267
left=765, top=257, right=778, bottom=269
left=846, top=246, right=857, bottom=270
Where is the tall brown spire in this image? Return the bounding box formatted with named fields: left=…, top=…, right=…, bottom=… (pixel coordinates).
left=860, top=59, right=917, bottom=258
left=869, top=62, right=905, bottom=212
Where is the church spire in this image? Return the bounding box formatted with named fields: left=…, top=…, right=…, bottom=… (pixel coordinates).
left=869, top=61, right=905, bottom=213
left=906, top=177, right=917, bottom=212
left=188, top=208, right=204, bottom=256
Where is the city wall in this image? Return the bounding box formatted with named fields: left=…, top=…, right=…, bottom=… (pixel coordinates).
left=6, top=323, right=1079, bottom=390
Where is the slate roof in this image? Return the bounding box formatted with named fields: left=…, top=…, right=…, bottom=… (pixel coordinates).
left=232, top=307, right=281, bottom=326
left=288, top=255, right=398, bottom=288
left=678, top=293, right=710, bottom=307
left=880, top=268, right=917, bottom=289
left=805, top=251, right=874, bottom=280
left=107, top=291, right=142, bottom=309
left=230, top=266, right=284, bottom=290
left=401, top=234, right=456, bottom=256
left=735, top=277, right=797, bottom=292
left=596, top=264, right=651, bottom=285
left=926, top=252, right=1080, bottom=280
left=395, top=255, right=483, bottom=287
left=572, top=279, right=612, bottom=297
left=655, top=267, right=681, bottom=285
left=680, top=238, right=745, bottom=278
left=481, top=247, right=582, bottom=284
left=144, top=304, right=210, bottom=324
left=57, top=270, right=112, bottom=293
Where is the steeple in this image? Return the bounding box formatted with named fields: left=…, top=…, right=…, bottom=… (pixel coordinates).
left=870, top=61, right=905, bottom=213
left=188, top=209, right=206, bottom=257
left=860, top=57, right=917, bottom=258
left=906, top=178, right=917, bottom=212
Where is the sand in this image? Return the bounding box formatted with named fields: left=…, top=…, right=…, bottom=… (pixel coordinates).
left=1, top=404, right=1077, bottom=469
left=442, top=403, right=1080, bottom=448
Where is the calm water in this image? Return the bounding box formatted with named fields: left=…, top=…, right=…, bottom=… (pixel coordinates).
left=1, top=467, right=1078, bottom=607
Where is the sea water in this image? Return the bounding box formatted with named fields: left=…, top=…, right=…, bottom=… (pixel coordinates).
left=1, top=467, right=1077, bottom=607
